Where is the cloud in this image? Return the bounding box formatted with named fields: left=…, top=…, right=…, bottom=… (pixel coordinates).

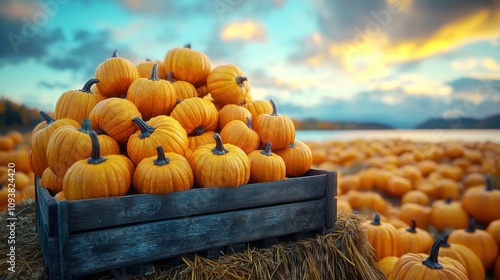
left=0, top=0, right=39, bottom=19
left=38, top=81, right=71, bottom=90
left=221, top=20, right=266, bottom=42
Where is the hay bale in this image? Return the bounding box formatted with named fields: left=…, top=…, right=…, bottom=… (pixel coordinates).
left=0, top=203, right=384, bottom=280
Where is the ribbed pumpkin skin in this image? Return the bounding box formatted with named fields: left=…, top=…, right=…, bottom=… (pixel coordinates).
left=253, top=100, right=295, bottom=150
left=438, top=243, right=485, bottom=280
left=40, top=167, right=63, bottom=194
left=242, top=99, right=273, bottom=118
left=164, top=44, right=211, bottom=87
left=89, top=98, right=142, bottom=144
left=378, top=256, right=399, bottom=279
left=133, top=147, right=193, bottom=194
left=170, top=97, right=219, bottom=135
left=430, top=198, right=469, bottom=231
left=461, top=180, right=500, bottom=224
left=206, top=64, right=252, bottom=106
left=486, top=219, right=500, bottom=245
left=127, top=116, right=189, bottom=166
left=274, top=140, right=313, bottom=177
left=137, top=59, right=167, bottom=79
left=397, top=220, right=434, bottom=254
left=219, top=119, right=260, bottom=154
left=46, top=119, right=120, bottom=179
left=188, top=131, right=216, bottom=151
left=167, top=71, right=197, bottom=100
left=218, top=104, right=252, bottom=130
left=29, top=112, right=79, bottom=177
left=247, top=142, right=286, bottom=183
left=127, top=64, right=177, bottom=120
left=365, top=213, right=403, bottom=260
left=95, top=50, right=140, bottom=98
left=189, top=134, right=250, bottom=188
left=54, top=79, right=105, bottom=124
left=390, top=253, right=468, bottom=280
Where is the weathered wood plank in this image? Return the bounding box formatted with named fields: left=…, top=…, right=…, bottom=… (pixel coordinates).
left=35, top=179, right=59, bottom=236
left=68, top=199, right=326, bottom=277
left=66, top=172, right=328, bottom=233
left=57, top=201, right=70, bottom=279
left=324, top=170, right=337, bottom=232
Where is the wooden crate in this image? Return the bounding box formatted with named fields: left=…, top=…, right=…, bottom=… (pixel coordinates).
left=35, top=169, right=337, bottom=279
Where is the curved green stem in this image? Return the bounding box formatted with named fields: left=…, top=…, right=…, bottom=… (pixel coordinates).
left=154, top=146, right=170, bottom=166
left=465, top=218, right=476, bottom=233
left=132, top=117, right=155, bottom=139
left=445, top=197, right=452, bottom=204
left=88, top=131, right=106, bottom=165
left=440, top=233, right=451, bottom=248
left=212, top=133, right=228, bottom=155
left=80, top=78, right=99, bottom=93
left=261, top=142, right=273, bottom=156
left=149, top=64, right=160, bottom=81
left=269, top=99, right=278, bottom=116
left=78, top=118, right=93, bottom=134
left=406, top=218, right=417, bottom=233
left=194, top=125, right=205, bottom=136
left=112, top=49, right=119, bottom=57
left=246, top=117, right=253, bottom=129
left=236, top=76, right=247, bottom=87
left=371, top=213, right=381, bottom=226
left=422, top=236, right=445, bottom=269
left=184, top=43, right=191, bottom=49
left=486, top=176, right=492, bottom=191
left=167, top=70, right=174, bottom=83
left=288, top=141, right=297, bottom=148
left=39, top=111, right=55, bottom=125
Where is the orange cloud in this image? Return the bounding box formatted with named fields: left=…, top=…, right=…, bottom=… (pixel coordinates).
left=221, top=20, right=266, bottom=42
left=0, top=0, right=39, bottom=19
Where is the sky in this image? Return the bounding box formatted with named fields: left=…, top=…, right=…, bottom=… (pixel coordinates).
left=0, top=0, right=499, bottom=128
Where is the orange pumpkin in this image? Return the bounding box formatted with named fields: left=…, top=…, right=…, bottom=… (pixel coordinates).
left=494, top=254, right=500, bottom=280
left=401, top=190, right=430, bottom=206
left=462, top=172, right=486, bottom=188
left=398, top=203, right=431, bottom=230
left=218, top=104, right=252, bottom=130
left=206, top=64, right=252, bottom=106
left=461, top=176, right=500, bottom=225
left=486, top=219, right=500, bottom=246
left=95, top=49, right=140, bottom=98
left=188, top=130, right=216, bottom=151
left=430, top=198, right=469, bottom=232
left=274, top=140, right=313, bottom=177
left=170, top=97, right=219, bottom=135
left=196, top=84, right=209, bottom=98
left=40, top=167, right=63, bottom=194
left=364, top=213, right=403, bottom=260
left=247, top=142, right=286, bottom=183
left=219, top=118, right=261, bottom=155
left=166, top=70, right=197, bottom=100
left=253, top=99, right=295, bottom=150
left=397, top=219, right=434, bottom=254
left=378, top=256, right=399, bottom=279
left=0, top=136, right=15, bottom=151
left=164, top=43, right=211, bottom=87
left=242, top=99, right=273, bottom=118
left=137, top=58, right=167, bottom=79
left=439, top=234, right=485, bottom=280
left=54, top=78, right=105, bottom=124
left=127, top=64, right=177, bottom=120
left=385, top=175, right=413, bottom=197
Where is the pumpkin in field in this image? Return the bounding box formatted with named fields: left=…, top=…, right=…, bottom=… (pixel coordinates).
left=6, top=130, right=24, bottom=145
left=170, top=97, right=219, bottom=135
left=46, top=118, right=120, bottom=179
left=274, top=140, right=313, bottom=177
left=461, top=176, right=500, bottom=224
left=242, top=99, right=273, bottom=118
left=364, top=213, right=403, bottom=260
left=0, top=136, right=15, bottom=151
left=29, top=111, right=79, bottom=177
left=54, top=78, right=105, bottom=124
left=385, top=175, right=412, bottom=197
left=438, top=234, right=485, bottom=280
left=218, top=104, right=252, bottom=130
left=88, top=98, right=142, bottom=144
left=63, top=131, right=134, bottom=200
left=189, top=133, right=250, bottom=188
left=253, top=99, right=295, bottom=150
left=486, top=219, right=500, bottom=246
left=206, top=64, right=252, bottom=106
left=166, top=71, right=197, bottom=100
left=346, top=190, right=388, bottom=214
left=448, top=218, right=499, bottom=270
left=219, top=118, right=260, bottom=155
left=416, top=159, right=438, bottom=176
left=390, top=236, right=468, bottom=280
left=435, top=178, right=462, bottom=200
left=95, top=49, right=140, bottom=98
left=462, top=172, right=486, bottom=188
left=133, top=146, right=193, bottom=194
left=397, top=219, right=434, bottom=254
left=164, top=43, right=211, bottom=87
left=400, top=190, right=430, bottom=206
left=430, top=197, right=469, bottom=232
left=137, top=59, right=167, bottom=79
left=398, top=203, right=431, bottom=230
left=247, top=142, right=286, bottom=183
left=127, top=64, right=177, bottom=120
left=127, top=116, right=189, bottom=165
left=378, top=256, right=399, bottom=279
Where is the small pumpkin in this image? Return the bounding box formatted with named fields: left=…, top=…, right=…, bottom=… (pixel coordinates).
left=126, top=116, right=189, bottom=165
left=364, top=213, right=403, bottom=260
left=397, top=218, right=434, bottom=254
left=462, top=172, right=486, bottom=188
left=435, top=178, right=462, bottom=200
left=486, top=219, right=500, bottom=246
left=274, top=140, right=313, bottom=177
left=137, top=58, right=167, bottom=79
left=416, top=159, right=438, bottom=176
left=438, top=234, right=485, bottom=280
left=133, top=146, right=193, bottom=194
left=40, top=167, right=63, bottom=194
left=6, top=130, right=24, bottom=145
left=0, top=136, right=15, bottom=151
left=385, top=175, right=413, bottom=197
left=54, top=78, right=105, bottom=123
left=188, top=130, right=216, bottom=151
left=88, top=98, right=142, bottom=144
left=253, top=99, right=295, bottom=150
left=189, top=133, right=250, bottom=188
left=63, top=131, right=134, bottom=200
left=196, top=84, right=209, bottom=98
left=218, top=104, right=252, bottom=130
left=247, top=142, right=286, bottom=183
left=448, top=218, right=499, bottom=270
left=242, top=99, right=273, bottom=118
left=461, top=176, right=500, bottom=224
left=390, top=236, right=468, bottom=280
left=170, top=97, right=219, bottom=135
left=166, top=70, right=197, bottom=100
left=95, top=49, right=140, bottom=98
left=430, top=197, right=469, bottom=232
left=377, top=256, right=399, bottom=279
left=206, top=64, right=252, bottom=106
left=164, top=43, right=211, bottom=87
left=401, top=190, right=430, bottom=206
left=398, top=203, right=431, bottom=230
left=127, top=64, right=177, bottom=120
left=219, top=118, right=260, bottom=155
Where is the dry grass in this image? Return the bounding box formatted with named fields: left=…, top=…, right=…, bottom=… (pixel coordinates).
left=0, top=202, right=384, bottom=280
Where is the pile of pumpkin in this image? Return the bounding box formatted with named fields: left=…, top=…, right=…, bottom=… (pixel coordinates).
left=29, top=44, right=313, bottom=201
left=307, top=138, right=500, bottom=279
left=0, top=130, right=36, bottom=211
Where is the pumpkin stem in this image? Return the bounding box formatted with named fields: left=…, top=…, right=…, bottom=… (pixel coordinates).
left=88, top=131, right=106, bottom=165
left=154, top=146, right=170, bottom=166
left=212, top=133, right=228, bottom=155
left=78, top=118, right=93, bottom=134
left=269, top=99, right=278, bottom=116
left=371, top=213, right=381, bottom=226
left=39, top=111, right=55, bottom=125
left=167, top=70, right=174, bottom=82
left=440, top=233, right=451, bottom=248
left=80, top=78, right=99, bottom=93
left=422, top=236, right=445, bottom=269
left=132, top=117, right=155, bottom=139
left=146, top=58, right=151, bottom=61
left=194, top=125, right=205, bottom=136
left=236, top=76, right=248, bottom=87
left=149, top=64, right=160, bottom=81
left=445, top=197, right=452, bottom=204
left=246, top=117, right=253, bottom=129
left=184, top=43, right=191, bottom=49
left=112, top=49, right=119, bottom=57
left=406, top=218, right=417, bottom=233
left=289, top=141, right=297, bottom=148
left=465, top=218, right=476, bottom=233
left=261, top=142, right=273, bottom=156
left=486, top=176, right=492, bottom=191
